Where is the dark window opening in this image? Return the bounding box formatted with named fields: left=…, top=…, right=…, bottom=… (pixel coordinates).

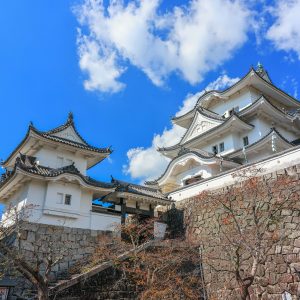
left=212, top=145, right=218, bottom=154
left=219, top=142, right=225, bottom=152
left=228, top=108, right=235, bottom=115
left=243, top=136, right=249, bottom=147
left=65, top=194, right=72, bottom=205
left=184, top=175, right=203, bottom=186
left=229, top=106, right=239, bottom=115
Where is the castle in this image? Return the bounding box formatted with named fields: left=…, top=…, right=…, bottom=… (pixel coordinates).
left=146, top=64, right=300, bottom=200
left=1, top=64, right=300, bottom=229
left=0, top=113, right=170, bottom=231
left=1, top=65, right=300, bottom=299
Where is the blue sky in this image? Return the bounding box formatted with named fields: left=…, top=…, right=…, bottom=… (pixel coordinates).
left=0, top=0, right=300, bottom=186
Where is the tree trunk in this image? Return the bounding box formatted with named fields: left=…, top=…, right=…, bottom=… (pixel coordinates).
left=240, top=286, right=250, bottom=300
left=37, top=283, right=49, bottom=300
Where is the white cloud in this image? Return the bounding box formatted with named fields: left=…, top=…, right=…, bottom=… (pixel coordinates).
left=75, top=0, right=250, bottom=93
left=77, top=33, right=125, bottom=93
left=206, top=74, right=240, bottom=92
left=267, top=0, right=300, bottom=58
left=123, top=74, right=239, bottom=182
left=175, top=74, right=240, bottom=117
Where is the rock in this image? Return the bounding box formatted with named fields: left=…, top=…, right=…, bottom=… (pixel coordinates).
left=279, top=274, right=293, bottom=283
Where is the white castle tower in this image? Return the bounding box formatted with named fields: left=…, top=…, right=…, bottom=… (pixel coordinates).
left=0, top=113, right=170, bottom=230
left=146, top=64, right=300, bottom=197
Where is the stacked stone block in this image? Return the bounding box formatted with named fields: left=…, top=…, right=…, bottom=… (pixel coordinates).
left=178, top=165, right=300, bottom=299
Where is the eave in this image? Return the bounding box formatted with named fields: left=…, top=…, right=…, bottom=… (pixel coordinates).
left=152, top=151, right=240, bottom=186
left=239, top=96, right=293, bottom=120
left=99, top=178, right=170, bottom=205
left=166, top=144, right=300, bottom=197
left=171, top=68, right=300, bottom=127
left=199, top=69, right=300, bottom=110
left=225, top=128, right=294, bottom=160
left=0, top=165, right=115, bottom=202
left=2, top=126, right=111, bottom=170
left=172, top=106, right=223, bottom=129
left=159, top=114, right=253, bottom=158
left=239, top=96, right=300, bottom=133
left=185, top=114, right=253, bottom=148
left=115, top=192, right=172, bottom=206
left=158, top=144, right=181, bottom=159
left=0, top=172, right=27, bottom=202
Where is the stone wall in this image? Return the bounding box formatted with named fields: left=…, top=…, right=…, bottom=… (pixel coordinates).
left=178, top=164, right=300, bottom=300
left=6, top=223, right=112, bottom=299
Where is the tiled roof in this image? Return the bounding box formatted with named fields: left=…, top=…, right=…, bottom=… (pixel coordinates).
left=0, top=154, right=114, bottom=189
left=31, top=113, right=112, bottom=154
left=238, top=95, right=295, bottom=120
left=0, top=154, right=169, bottom=202
left=159, top=113, right=253, bottom=153
left=287, top=108, right=300, bottom=118
left=225, top=128, right=294, bottom=158
left=2, top=115, right=112, bottom=167
left=33, top=127, right=112, bottom=154
left=111, top=177, right=169, bottom=201
left=172, top=67, right=300, bottom=123
left=145, top=149, right=240, bottom=186
left=197, top=107, right=225, bottom=121
left=172, top=106, right=224, bottom=122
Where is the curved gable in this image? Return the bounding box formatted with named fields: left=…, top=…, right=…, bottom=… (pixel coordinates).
left=180, top=110, right=223, bottom=145
left=51, top=126, right=87, bottom=144
left=157, top=153, right=215, bottom=185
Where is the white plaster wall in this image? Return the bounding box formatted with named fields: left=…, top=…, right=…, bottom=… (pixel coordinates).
left=169, top=146, right=300, bottom=201
left=19, top=180, right=119, bottom=231
left=244, top=117, right=298, bottom=144
left=0, top=177, right=119, bottom=231
left=126, top=199, right=136, bottom=208
left=140, top=203, right=150, bottom=211
left=175, top=165, right=214, bottom=187
left=52, top=127, right=84, bottom=144
left=81, top=190, right=93, bottom=215
left=43, top=181, right=82, bottom=217
left=227, top=117, right=283, bottom=152
left=250, top=88, right=261, bottom=101
left=25, top=181, right=47, bottom=223
left=35, top=147, right=87, bottom=174
left=90, top=212, right=120, bottom=231
left=202, top=133, right=236, bottom=155
left=1, top=184, right=29, bottom=225
left=243, top=119, right=263, bottom=145
left=276, top=127, right=298, bottom=142
left=183, top=113, right=221, bottom=143
left=209, top=89, right=254, bottom=115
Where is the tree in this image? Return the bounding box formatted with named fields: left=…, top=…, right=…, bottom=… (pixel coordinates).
left=82, top=217, right=204, bottom=300
left=0, top=204, right=67, bottom=300
left=185, top=167, right=300, bottom=299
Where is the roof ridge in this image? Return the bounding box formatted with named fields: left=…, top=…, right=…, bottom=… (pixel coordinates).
left=30, top=126, right=112, bottom=154
left=38, top=113, right=91, bottom=146
left=111, top=177, right=163, bottom=192
left=173, top=67, right=300, bottom=123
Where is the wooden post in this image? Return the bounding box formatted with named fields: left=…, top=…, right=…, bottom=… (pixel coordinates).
left=149, top=204, right=154, bottom=218
left=120, top=197, right=126, bottom=225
